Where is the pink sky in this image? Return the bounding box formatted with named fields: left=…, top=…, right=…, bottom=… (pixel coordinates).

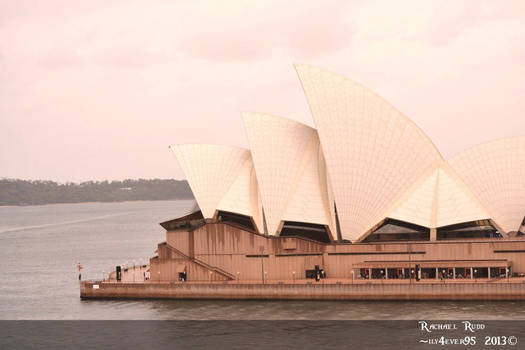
left=1, top=0, right=524, bottom=182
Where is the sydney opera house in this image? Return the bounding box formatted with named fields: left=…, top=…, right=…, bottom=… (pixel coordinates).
left=82, top=64, right=525, bottom=300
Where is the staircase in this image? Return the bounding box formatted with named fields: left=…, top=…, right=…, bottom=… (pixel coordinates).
left=164, top=243, right=236, bottom=280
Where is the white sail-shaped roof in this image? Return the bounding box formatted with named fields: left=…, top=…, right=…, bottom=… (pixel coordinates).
left=282, top=132, right=334, bottom=233
left=169, top=65, right=524, bottom=243
left=319, top=144, right=339, bottom=238
left=448, top=137, right=525, bottom=234
left=388, top=169, right=439, bottom=228
left=242, top=112, right=333, bottom=235
left=170, top=144, right=261, bottom=229
left=216, top=155, right=263, bottom=231
left=388, top=165, right=490, bottom=229
left=435, top=165, right=490, bottom=228
left=295, top=64, right=443, bottom=241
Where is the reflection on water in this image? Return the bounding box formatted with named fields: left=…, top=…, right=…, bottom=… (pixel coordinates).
left=1, top=200, right=525, bottom=320
left=79, top=299, right=525, bottom=320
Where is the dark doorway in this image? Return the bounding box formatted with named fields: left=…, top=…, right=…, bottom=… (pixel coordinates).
left=437, top=220, right=502, bottom=240
left=363, top=218, right=430, bottom=242
left=216, top=211, right=256, bottom=231
left=280, top=221, right=331, bottom=243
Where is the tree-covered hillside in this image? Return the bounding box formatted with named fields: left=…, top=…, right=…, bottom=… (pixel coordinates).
left=0, top=179, right=193, bottom=206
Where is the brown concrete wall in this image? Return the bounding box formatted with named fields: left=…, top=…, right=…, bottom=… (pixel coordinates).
left=179, top=224, right=328, bottom=281
left=80, top=281, right=525, bottom=301
left=166, top=230, right=191, bottom=256
left=192, top=224, right=326, bottom=256
left=158, top=223, right=525, bottom=283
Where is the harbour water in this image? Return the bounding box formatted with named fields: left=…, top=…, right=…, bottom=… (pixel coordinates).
left=1, top=200, right=525, bottom=320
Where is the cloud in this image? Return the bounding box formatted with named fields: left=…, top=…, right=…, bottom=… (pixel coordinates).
left=178, top=0, right=356, bottom=61
left=1, top=0, right=525, bottom=182
left=39, top=47, right=84, bottom=69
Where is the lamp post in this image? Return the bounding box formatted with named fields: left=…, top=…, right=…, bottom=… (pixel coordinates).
left=236, top=271, right=240, bottom=284
left=264, top=271, right=268, bottom=284
left=259, top=246, right=265, bottom=285
left=292, top=271, right=296, bottom=284
left=407, top=243, right=412, bottom=285
left=351, top=270, right=355, bottom=284
left=133, top=260, right=136, bottom=283
left=122, top=263, right=126, bottom=282
left=474, top=269, right=478, bottom=282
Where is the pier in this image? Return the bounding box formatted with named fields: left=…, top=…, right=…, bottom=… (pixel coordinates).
left=81, top=278, right=525, bottom=301
left=80, top=221, right=525, bottom=301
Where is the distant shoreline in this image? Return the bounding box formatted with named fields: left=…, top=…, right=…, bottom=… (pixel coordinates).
left=0, top=178, right=194, bottom=206
left=0, top=198, right=195, bottom=208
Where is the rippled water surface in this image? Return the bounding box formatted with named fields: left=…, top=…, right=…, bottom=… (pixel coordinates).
left=1, top=200, right=525, bottom=320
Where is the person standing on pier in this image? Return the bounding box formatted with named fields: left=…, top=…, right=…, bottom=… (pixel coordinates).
left=78, top=262, right=83, bottom=281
